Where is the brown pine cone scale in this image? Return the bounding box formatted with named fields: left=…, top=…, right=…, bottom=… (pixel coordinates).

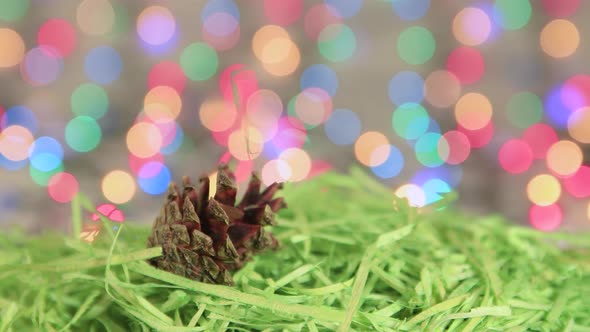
left=146, top=164, right=286, bottom=285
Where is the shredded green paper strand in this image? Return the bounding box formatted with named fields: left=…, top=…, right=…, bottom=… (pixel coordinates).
left=1, top=168, right=589, bottom=331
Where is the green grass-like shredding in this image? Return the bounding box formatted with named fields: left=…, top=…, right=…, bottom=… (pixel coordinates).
left=1, top=168, right=590, bottom=331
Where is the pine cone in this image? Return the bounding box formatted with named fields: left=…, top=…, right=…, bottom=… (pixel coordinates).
left=146, top=164, right=286, bottom=285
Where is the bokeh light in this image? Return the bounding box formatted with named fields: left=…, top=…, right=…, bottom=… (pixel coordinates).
left=0, top=125, right=34, bottom=161
left=546, top=140, right=582, bottom=177
left=567, top=107, right=590, bottom=143
left=415, top=133, right=444, bottom=167
left=318, top=24, right=357, bottom=62
left=506, top=92, right=543, bottom=129
left=453, top=7, right=492, bottom=46
left=264, top=0, right=302, bottom=26
left=1, top=105, right=38, bottom=134
left=126, top=122, right=163, bottom=158
left=21, top=47, right=64, bottom=86
left=304, top=4, right=342, bottom=41
left=563, top=166, right=590, bottom=198
left=84, top=46, right=123, bottom=85
left=300, top=64, right=338, bottom=97
left=137, top=161, right=171, bottom=195
left=540, top=19, right=579, bottom=58
left=37, top=19, right=77, bottom=58
left=28, top=136, right=63, bottom=172
left=71, top=83, right=109, bottom=119
left=253, top=25, right=300, bottom=76
left=261, top=159, right=291, bottom=186
left=102, top=170, right=136, bottom=204
left=424, top=70, right=461, bottom=108
left=137, top=6, right=176, bottom=47
left=522, top=123, right=558, bottom=159
left=392, top=103, right=429, bottom=140
left=497, top=139, right=533, bottom=174
left=354, top=131, right=389, bottom=166
left=77, top=0, right=116, bottom=36
left=437, top=130, right=471, bottom=165
left=540, top=0, right=580, bottom=18
left=180, top=43, right=218, bottom=81
left=457, top=121, right=494, bottom=149
left=527, top=174, right=561, bottom=206
left=0, top=0, right=29, bottom=22
left=529, top=204, right=562, bottom=231
left=144, top=85, right=182, bottom=121
left=47, top=172, right=79, bottom=203
left=0, top=28, right=25, bottom=68
left=446, top=47, right=485, bottom=85
left=388, top=71, right=424, bottom=106
left=492, top=0, right=531, bottom=30
left=228, top=127, right=264, bottom=161
left=199, top=97, right=238, bottom=133
left=394, top=184, right=426, bottom=207
left=65, top=116, right=102, bottom=153
left=294, top=88, right=333, bottom=127
left=278, top=147, right=311, bottom=182
left=454, top=93, right=493, bottom=130
left=371, top=145, right=404, bottom=179
left=148, top=61, right=187, bottom=94
left=324, top=109, right=361, bottom=145
left=391, top=0, right=430, bottom=21
left=397, top=26, right=435, bottom=65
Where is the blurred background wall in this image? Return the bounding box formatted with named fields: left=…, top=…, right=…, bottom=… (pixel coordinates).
left=1, top=0, right=589, bottom=234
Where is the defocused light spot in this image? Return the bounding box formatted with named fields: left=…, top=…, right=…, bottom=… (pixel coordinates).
left=253, top=25, right=300, bottom=76
left=265, top=116, right=307, bottom=158
left=180, top=42, right=218, bottom=81
left=415, top=133, right=444, bottom=167
left=199, top=97, right=237, bottom=132
left=144, top=85, right=182, bottom=122
left=246, top=89, right=282, bottom=139
left=0, top=28, right=25, bottom=68
left=318, top=23, right=357, bottom=62
left=71, top=83, right=109, bottom=119
left=453, top=7, right=491, bottom=46
left=498, top=139, right=533, bottom=174
left=160, top=122, right=183, bottom=155
left=392, top=103, right=429, bottom=140
left=77, top=0, right=115, bottom=36
left=137, top=161, right=170, bottom=195
left=264, top=0, right=302, bottom=25
left=148, top=61, right=187, bottom=94
left=127, top=122, right=162, bottom=158
left=21, top=46, right=63, bottom=86
left=424, top=70, right=461, bottom=108
left=395, top=184, right=426, bottom=207
left=540, top=0, right=580, bottom=18
left=457, top=122, right=494, bottom=149
left=454, top=93, right=492, bottom=130
left=388, top=71, right=424, bottom=106
left=0, top=125, right=34, bottom=161
left=37, top=19, right=77, bottom=57
left=492, top=0, right=531, bottom=30
left=219, top=64, right=259, bottom=109
left=28, top=136, right=63, bottom=172
left=391, top=0, right=430, bottom=21
left=421, top=178, right=451, bottom=205
left=522, top=123, right=558, bottom=159
left=102, top=170, right=136, bottom=204
left=371, top=145, right=404, bottom=179
left=546, top=140, right=582, bottom=177
left=65, top=116, right=102, bottom=153
left=543, top=83, right=575, bottom=129
left=261, top=159, right=291, bottom=186
left=397, top=26, right=435, bottom=65
left=540, top=19, right=579, bottom=58
left=527, top=174, right=561, bottom=206
left=567, top=107, right=590, bottom=143
left=29, top=162, right=63, bottom=187
left=324, top=0, right=363, bottom=18
left=137, top=6, right=176, bottom=46
left=279, top=147, right=311, bottom=182
left=300, top=64, right=338, bottom=97
left=47, top=172, right=79, bottom=203
left=0, top=0, right=29, bottom=21
left=84, top=46, right=122, bottom=85
left=446, top=47, right=485, bottom=84
left=1, top=105, right=38, bottom=134
left=128, top=152, right=163, bottom=176
left=304, top=4, right=342, bottom=41
left=324, top=108, right=361, bottom=145
left=563, top=166, right=590, bottom=198
left=294, top=88, right=333, bottom=127
left=228, top=127, right=264, bottom=160
left=354, top=131, right=389, bottom=166
left=563, top=75, right=590, bottom=111
left=438, top=130, right=470, bottom=165
left=506, top=92, right=543, bottom=129
left=529, top=204, right=562, bottom=231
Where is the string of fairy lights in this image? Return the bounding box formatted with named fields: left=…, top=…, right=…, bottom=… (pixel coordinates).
left=0, top=0, right=588, bottom=232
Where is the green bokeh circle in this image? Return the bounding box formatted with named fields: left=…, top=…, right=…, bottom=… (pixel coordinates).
left=71, top=83, right=109, bottom=119
left=180, top=43, right=219, bottom=81
left=506, top=92, right=543, bottom=129
left=397, top=26, right=435, bottom=65
left=318, top=24, right=357, bottom=62
left=65, top=116, right=102, bottom=152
